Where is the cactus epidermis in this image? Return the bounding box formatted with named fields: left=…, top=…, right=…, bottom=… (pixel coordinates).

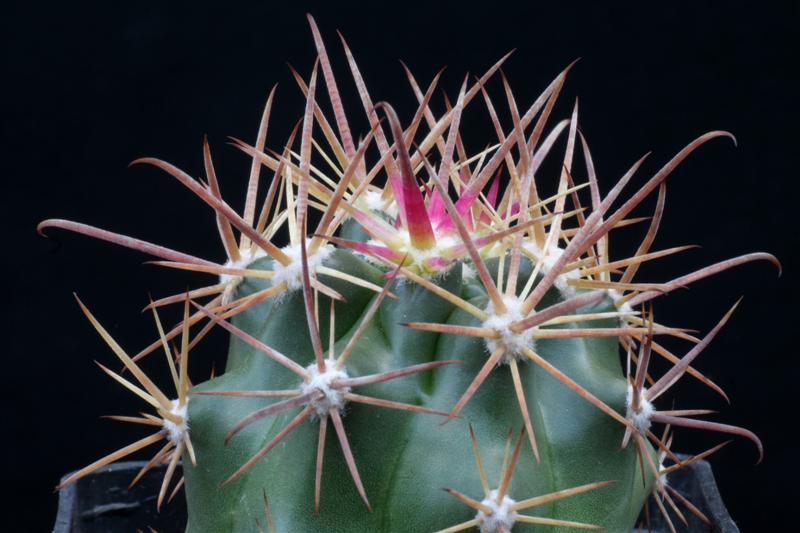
left=184, top=252, right=651, bottom=532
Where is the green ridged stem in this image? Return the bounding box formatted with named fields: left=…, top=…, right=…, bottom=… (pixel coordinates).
left=183, top=249, right=653, bottom=532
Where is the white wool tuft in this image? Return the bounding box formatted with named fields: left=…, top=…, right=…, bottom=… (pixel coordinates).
left=482, top=296, right=535, bottom=361
left=461, top=263, right=477, bottom=281
left=476, top=490, right=518, bottom=533
left=363, top=190, right=398, bottom=216
left=399, top=231, right=457, bottom=268
left=219, top=248, right=269, bottom=285
left=301, top=360, right=350, bottom=417
left=271, top=240, right=334, bottom=291
left=625, top=383, right=654, bottom=433
left=657, top=461, right=669, bottom=489
left=363, top=190, right=386, bottom=211
left=607, top=289, right=634, bottom=315
left=360, top=230, right=460, bottom=277
left=162, top=399, right=189, bottom=444
left=522, top=242, right=579, bottom=297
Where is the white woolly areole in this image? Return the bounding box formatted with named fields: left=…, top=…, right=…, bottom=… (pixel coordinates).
left=482, top=296, right=535, bottom=361
left=162, top=399, right=189, bottom=444
left=271, top=240, right=334, bottom=291
left=607, top=289, right=634, bottom=315
left=625, top=383, right=654, bottom=433
left=477, top=490, right=518, bottom=533
left=397, top=231, right=459, bottom=266
left=657, top=461, right=669, bottom=489
left=361, top=190, right=399, bottom=218
left=219, top=248, right=269, bottom=285
left=363, top=230, right=460, bottom=276
left=301, top=360, right=350, bottom=417
left=482, top=240, right=507, bottom=260
left=522, top=242, right=580, bottom=297
left=461, top=263, right=477, bottom=281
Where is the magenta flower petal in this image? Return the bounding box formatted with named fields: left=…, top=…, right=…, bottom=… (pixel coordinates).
left=379, top=103, right=436, bottom=250
left=428, top=189, right=451, bottom=231
left=404, top=191, right=437, bottom=250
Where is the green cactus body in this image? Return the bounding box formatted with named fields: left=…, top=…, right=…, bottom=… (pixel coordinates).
left=184, top=250, right=652, bottom=532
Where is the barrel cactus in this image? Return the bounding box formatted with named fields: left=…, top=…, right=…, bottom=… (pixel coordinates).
left=41, top=15, right=779, bottom=533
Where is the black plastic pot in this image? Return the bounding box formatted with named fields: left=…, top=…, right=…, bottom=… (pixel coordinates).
left=632, top=456, right=740, bottom=533
left=53, top=461, right=187, bottom=532
left=53, top=458, right=739, bottom=532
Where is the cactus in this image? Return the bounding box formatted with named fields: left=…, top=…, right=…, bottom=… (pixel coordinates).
left=41, top=15, right=780, bottom=533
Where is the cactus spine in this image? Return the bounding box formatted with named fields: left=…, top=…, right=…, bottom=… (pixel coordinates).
left=41, top=15, right=779, bottom=533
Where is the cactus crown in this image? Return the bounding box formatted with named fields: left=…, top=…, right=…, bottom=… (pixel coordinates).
left=42, top=14, right=780, bottom=533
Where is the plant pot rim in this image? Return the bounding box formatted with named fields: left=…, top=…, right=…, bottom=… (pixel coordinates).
left=54, top=456, right=739, bottom=532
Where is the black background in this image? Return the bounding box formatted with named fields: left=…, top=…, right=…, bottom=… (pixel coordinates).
left=4, top=1, right=798, bottom=531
